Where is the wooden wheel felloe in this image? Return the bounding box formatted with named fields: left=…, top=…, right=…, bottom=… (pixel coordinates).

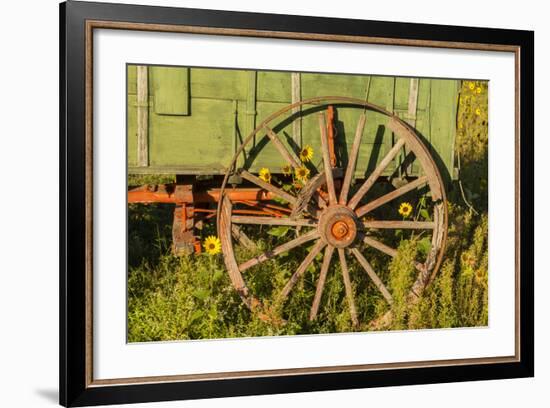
left=217, top=96, right=448, bottom=327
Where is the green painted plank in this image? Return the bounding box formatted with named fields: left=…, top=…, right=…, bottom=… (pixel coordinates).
left=245, top=71, right=257, bottom=141
left=393, top=77, right=410, bottom=111
left=429, top=79, right=459, bottom=182
left=128, top=65, right=156, bottom=96
left=393, top=77, right=411, bottom=177
left=301, top=73, right=368, bottom=99
left=151, top=67, right=189, bottom=115
left=127, top=93, right=153, bottom=168
left=127, top=65, right=137, bottom=95
left=257, top=71, right=292, bottom=103
left=246, top=101, right=296, bottom=173
left=330, top=104, right=379, bottom=177
left=127, top=94, right=138, bottom=167
left=413, top=79, right=432, bottom=175
left=415, top=79, right=431, bottom=141
left=190, top=68, right=248, bottom=100
left=148, top=98, right=234, bottom=171
left=127, top=67, right=459, bottom=178
left=365, top=76, right=395, bottom=177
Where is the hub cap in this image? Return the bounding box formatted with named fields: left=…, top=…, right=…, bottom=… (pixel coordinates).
left=318, top=206, right=358, bottom=248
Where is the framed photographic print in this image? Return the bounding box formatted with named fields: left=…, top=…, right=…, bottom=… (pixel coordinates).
left=60, top=0, right=534, bottom=406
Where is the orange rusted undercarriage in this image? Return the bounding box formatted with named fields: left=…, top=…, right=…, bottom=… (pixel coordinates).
left=128, top=185, right=290, bottom=254
left=128, top=185, right=275, bottom=205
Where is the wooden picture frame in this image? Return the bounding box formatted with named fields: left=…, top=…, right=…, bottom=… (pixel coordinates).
left=60, top=1, right=534, bottom=406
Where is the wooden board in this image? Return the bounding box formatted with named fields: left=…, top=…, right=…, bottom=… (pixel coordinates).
left=127, top=66, right=460, bottom=179
left=148, top=98, right=235, bottom=171
left=151, top=66, right=189, bottom=115
left=428, top=79, right=459, bottom=182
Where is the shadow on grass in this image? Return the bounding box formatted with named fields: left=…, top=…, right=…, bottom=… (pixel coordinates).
left=128, top=203, right=173, bottom=268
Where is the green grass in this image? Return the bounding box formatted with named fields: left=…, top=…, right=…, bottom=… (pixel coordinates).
left=127, top=80, right=489, bottom=342
left=128, top=174, right=176, bottom=187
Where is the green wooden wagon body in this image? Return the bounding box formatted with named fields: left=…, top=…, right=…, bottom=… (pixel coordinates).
left=127, top=66, right=459, bottom=180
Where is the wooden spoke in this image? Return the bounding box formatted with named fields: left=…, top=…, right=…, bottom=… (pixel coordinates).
left=314, top=191, right=327, bottom=210
left=264, top=125, right=301, bottom=169
left=362, top=235, right=425, bottom=272
left=291, top=172, right=327, bottom=217
left=239, top=230, right=319, bottom=272
left=339, top=113, right=366, bottom=205
left=362, top=235, right=398, bottom=257
left=362, top=220, right=435, bottom=229
left=348, top=138, right=406, bottom=210
left=350, top=248, right=393, bottom=305
left=318, top=112, right=337, bottom=206
left=279, top=239, right=326, bottom=301
left=309, top=245, right=334, bottom=321
left=290, top=169, right=343, bottom=218
left=231, top=224, right=256, bottom=251
left=235, top=200, right=293, bottom=215
left=240, top=170, right=297, bottom=205
left=355, top=175, right=428, bottom=218
left=231, top=216, right=317, bottom=227
left=338, top=248, right=359, bottom=327
left=219, top=196, right=249, bottom=297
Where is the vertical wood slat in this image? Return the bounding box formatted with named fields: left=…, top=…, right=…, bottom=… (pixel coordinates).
left=232, top=100, right=245, bottom=168
left=364, top=76, right=394, bottom=176
left=407, top=78, right=420, bottom=128
left=246, top=71, right=257, bottom=141
left=400, top=78, right=419, bottom=175
left=429, top=80, right=460, bottom=178
left=291, top=72, right=302, bottom=146
left=136, top=66, right=149, bottom=167
left=318, top=113, right=338, bottom=206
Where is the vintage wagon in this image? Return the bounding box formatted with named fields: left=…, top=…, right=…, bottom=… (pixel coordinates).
left=127, top=65, right=459, bottom=326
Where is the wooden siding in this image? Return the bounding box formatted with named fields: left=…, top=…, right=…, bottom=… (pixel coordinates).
left=127, top=66, right=459, bottom=179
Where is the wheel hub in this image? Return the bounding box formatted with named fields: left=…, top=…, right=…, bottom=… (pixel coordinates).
left=318, top=205, right=358, bottom=248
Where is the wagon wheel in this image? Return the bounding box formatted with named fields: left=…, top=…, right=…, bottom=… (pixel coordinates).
left=217, top=96, right=447, bottom=328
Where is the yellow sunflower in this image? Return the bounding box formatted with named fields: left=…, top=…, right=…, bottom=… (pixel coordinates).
left=281, top=164, right=292, bottom=176
left=398, top=202, right=413, bottom=218
left=299, top=145, right=314, bottom=162
left=295, top=166, right=310, bottom=182
left=474, top=268, right=486, bottom=285
left=468, top=81, right=475, bottom=90
left=476, top=86, right=482, bottom=94
left=475, top=107, right=481, bottom=116
left=203, top=235, right=221, bottom=255
left=259, top=167, right=271, bottom=183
